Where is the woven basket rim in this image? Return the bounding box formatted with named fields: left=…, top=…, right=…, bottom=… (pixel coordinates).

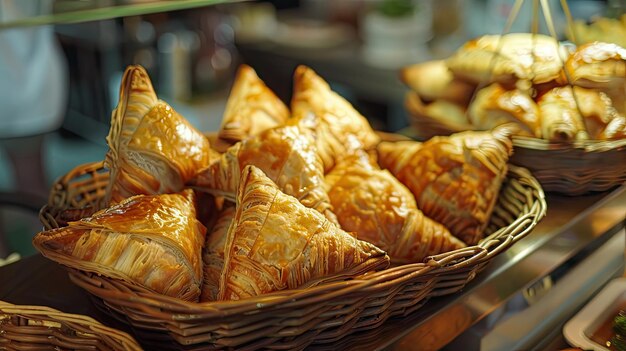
left=35, top=162, right=546, bottom=321
left=0, top=300, right=142, bottom=350
left=512, top=135, right=626, bottom=152
left=408, top=104, right=626, bottom=151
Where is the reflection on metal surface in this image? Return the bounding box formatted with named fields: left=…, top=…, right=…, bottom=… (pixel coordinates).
left=302, top=186, right=626, bottom=351
left=478, top=230, right=624, bottom=351
left=391, top=304, right=472, bottom=351
left=329, top=185, right=625, bottom=350
left=522, top=276, right=553, bottom=306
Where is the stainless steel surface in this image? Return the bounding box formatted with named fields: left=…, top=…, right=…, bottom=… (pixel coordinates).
left=394, top=185, right=626, bottom=351
left=325, top=184, right=626, bottom=351
left=456, top=227, right=624, bottom=351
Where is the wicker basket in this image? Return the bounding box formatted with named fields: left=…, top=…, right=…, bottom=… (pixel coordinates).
left=0, top=300, right=141, bottom=351
left=36, top=161, right=545, bottom=350
left=510, top=136, right=626, bottom=195
left=407, top=102, right=626, bottom=195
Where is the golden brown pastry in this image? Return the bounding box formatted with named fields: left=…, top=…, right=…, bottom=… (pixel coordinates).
left=218, top=166, right=389, bottom=301
left=400, top=60, right=475, bottom=106
left=33, top=189, right=206, bottom=302
left=405, top=92, right=471, bottom=133
left=325, top=151, right=466, bottom=264
left=564, top=42, right=626, bottom=89
left=377, top=126, right=514, bottom=245
left=538, top=86, right=589, bottom=142
left=105, top=65, right=214, bottom=205
left=570, top=87, right=624, bottom=139
left=200, top=204, right=234, bottom=302
left=446, top=33, right=570, bottom=86
left=290, top=65, right=380, bottom=173
left=604, top=86, right=626, bottom=115
left=599, top=115, right=626, bottom=140
left=217, top=64, right=290, bottom=144
left=468, top=83, right=541, bottom=137
left=191, top=125, right=337, bottom=223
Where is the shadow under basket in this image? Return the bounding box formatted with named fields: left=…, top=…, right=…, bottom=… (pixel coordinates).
left=37, top=161, right=546, bottom=350
left=0, top=300, right=141, bottom=351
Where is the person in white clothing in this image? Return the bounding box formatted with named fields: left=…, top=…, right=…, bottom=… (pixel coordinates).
left=0, top=1, right=68, bottom=257
left=0, top=1, right=68, bottom=198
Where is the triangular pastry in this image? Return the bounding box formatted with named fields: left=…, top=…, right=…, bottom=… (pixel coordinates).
left=33, top=189, right=206, bottom=302
left=105, top=65, right=214, bottom=205
left=405, top=92, right=471, bottom=132
left=538, top=86, right=590, bottom=142
left=218, top=166, right=389, bottom=301
left=564, top=42, right=626, bottom=89
left=400, top=60, right=475, bottom=106
left=572, top=87, right=625, bottom=140
left=191, top=125, right=337, bottom=223
left=325, top=151, right=465, bottom=264
left=446, top=33, right=570, bottom=86
left=290, top=65, right=380, bottom=173
left=200, top=204, right=234, bottom=302
left=377, top=126, right=514, bottom=245
left=468, top=83, right=541, bottom=137
left=217, top=65, right=290, bottom=144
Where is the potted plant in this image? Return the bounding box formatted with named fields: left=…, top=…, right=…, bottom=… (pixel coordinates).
left=361, top=0, right=432, bottom=69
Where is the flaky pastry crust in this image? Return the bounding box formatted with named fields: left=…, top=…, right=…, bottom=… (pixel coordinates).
left=217, top=65, right=290, bottom=143
left=33, top=189, right=206, bottom=301
left=105, top=65, right=214, bottom=205
left=217, top=166, right=389, bottom=300
left=290, top=66, right=380, bottom=173
left=469, top=83, right=541, bottom=137
left=191, top=125, right=337, bottom=223
left=377, top=126, right=514, bottom=245
left=325, top=152, right=465, bottom=264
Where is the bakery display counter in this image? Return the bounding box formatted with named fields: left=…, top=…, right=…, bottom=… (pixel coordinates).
left=1, top=184, right=624, bottom=350
left=1, top=1, right=624, bottom=349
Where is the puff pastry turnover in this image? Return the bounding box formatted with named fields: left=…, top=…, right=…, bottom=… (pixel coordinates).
left=33, top=189, right=206, bottom=302
left=377, top=126, right=514, bottom=245
left=538, top=86, right=590, bottom=142
left=191, top=124, right=337, bottom=223
left=200, top=204, right=234, bottom=302
left=217, top=64, right=290, bottom=144
left=405, top=91, right=471, bottom=131
left=469, top=83, right=541, bottom=137
left=400, top=60, right=475, bottom=106
left=218, top=166, right=389, bottom=301
left=571, top=86, right=625, bottom=140
left=325, top=151, right=465, bottom=264
left=290, top=65, right=380, bottom=172
left=446, top=33, right=569, bottom=86
left=564, top=42, right=626, bottom=89
left=105, top=65, right=214, bottom=205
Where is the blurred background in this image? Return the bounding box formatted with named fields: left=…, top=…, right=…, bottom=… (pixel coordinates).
left=0, top=0, right=622, bottom=260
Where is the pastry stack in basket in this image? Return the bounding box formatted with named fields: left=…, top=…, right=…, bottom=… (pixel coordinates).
left=402, top=33, right=626, bottom=142
left=33, top=63, right=518, bottom=304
